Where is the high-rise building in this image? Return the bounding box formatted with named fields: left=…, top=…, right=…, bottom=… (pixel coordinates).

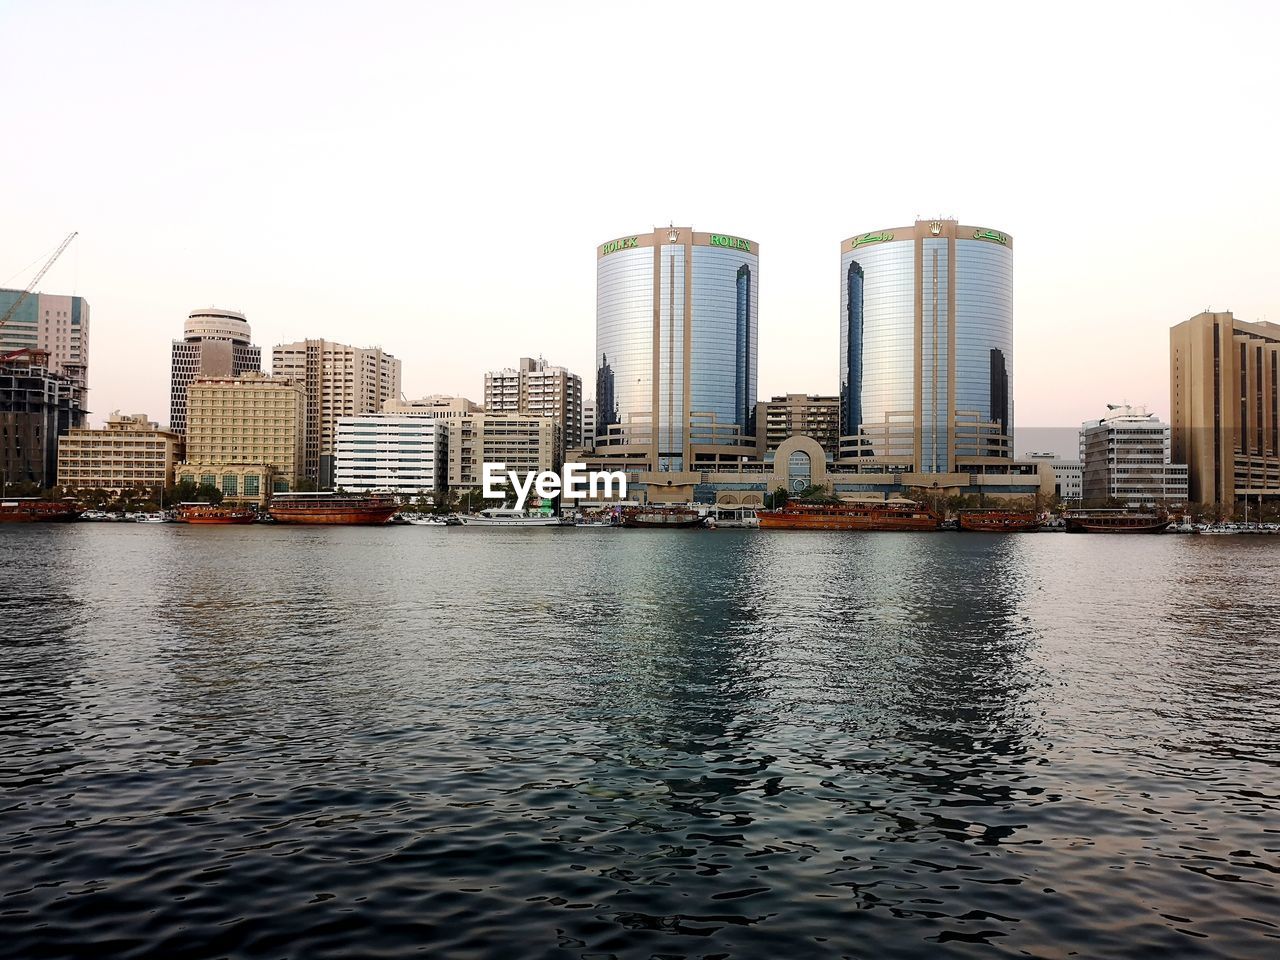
left=839, top=220, right=1013, bottom=471
left=1170, top=311, right=1280, bottom=506
left=170, top=307, right=262, bottom=436
left=595, top=226, right=758, bottom=471
left=57, top=412, right=183, bottom=493
left=484, top=357, right=582, bottom=450
left=182, top=373, right=305, bottom=499
left=0, top=290, right=90, bottom=402
left=756, top=394, right=840, bottom=458
left=382, top=395, right=482, bottom=420
left=581, top=398, right=595, bottom=450
left=1080, top=404, right=1188, bottom=508
left=446, top=412, right=561, bottom=490
left=272, top=339, right=401, bottom=488
left=334, top=416, right=448, bottom=495
left=0, top=350, right=86, bottom=489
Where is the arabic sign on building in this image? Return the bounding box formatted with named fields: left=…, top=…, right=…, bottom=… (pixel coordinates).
left=851, top=232, right=894, bottom=249
left=971, top=229, right=1010, bottom=246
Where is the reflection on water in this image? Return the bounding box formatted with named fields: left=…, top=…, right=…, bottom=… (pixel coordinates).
left=1, top=525, right=1278, bottom=958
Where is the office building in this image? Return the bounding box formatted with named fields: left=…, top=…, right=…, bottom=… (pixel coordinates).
left=839, top=219, right=1013, bottom=469
left=0, top=289, right=90, bottom=401
left=1026, top=452, right=1083, bottom=502
left=334, top=415, right=447, bottom=495
left=1080, top=404, right=1188, bottom=508
left=756, top=394, right=840, bottom=458
left=1170, top=310, right=1280, bottom=506
left=0, top=350, right=86, bottom=489
left=447, top=412, right=561, bottom=490
left=484, top=356, right=582, bottom=450
left=581, top=398, right=595, bottom=450
left=170, top=307, right=262, bottom=435
left=594, top=226, right=758, bottom=471
left=57, top=412, right=183, bottom=493
left=382, top=394, right=482, bottom=420
left=272, top=339, right=401, bottom=488
left=182, top=373, right=305, bottom=500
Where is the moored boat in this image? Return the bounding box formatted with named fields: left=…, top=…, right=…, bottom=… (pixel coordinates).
left=619, top=505, right=705, bottom=528
left=958, top=509, right=1042, bottom=532
left=0, top=498, right=82, bottom=523
left=463, top=508, right=565, bottom=526
left=1064, top=510, right=1171, bottom=534
left=757, top=497, right=941, bottom=532
left=267, top=492, right=399, bottom=525
left=176, top=502, right=257, bottom=524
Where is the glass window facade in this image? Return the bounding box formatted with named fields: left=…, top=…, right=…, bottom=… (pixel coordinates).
left=954, top=238, right=1013, bottom=453
left=596, top=246, right=653, bottom=434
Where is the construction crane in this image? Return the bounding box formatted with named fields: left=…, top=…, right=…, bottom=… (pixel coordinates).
left=0, top=231, right=79, bottom=335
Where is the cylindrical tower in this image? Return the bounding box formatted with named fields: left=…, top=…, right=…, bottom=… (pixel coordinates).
left=596, top=227, right=758, bottom=471
left=839, top=220, right=1013, bottom=472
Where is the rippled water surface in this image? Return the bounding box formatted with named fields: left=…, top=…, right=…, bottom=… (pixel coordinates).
left=2, top=524, right=1279, bottom=958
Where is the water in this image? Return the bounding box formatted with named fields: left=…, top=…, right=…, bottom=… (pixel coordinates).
left=2, top=525, right=1279, bottom=959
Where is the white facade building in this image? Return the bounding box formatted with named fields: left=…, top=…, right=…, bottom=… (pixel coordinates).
left=1080, top=405, right=1189, bottom=508
left=334, top=415, right=447, bottom=495
left=1025, top=452, right=1083, bottom=502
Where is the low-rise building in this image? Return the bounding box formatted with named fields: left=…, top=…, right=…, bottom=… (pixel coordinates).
left=174, top=462, right=276, bottom=505
left=57, top=412, right=183, bottom=493
left=756, top=394, right=840, bottom=458
left=382, top=394, right=482, bottom=420
left=447, top=412, right=562, bottom=490
left=1080, top=404, right=1188, bottom=508
left=1025, top=452, right=1083, bottom=502
left=334, top=415, right=448, bottom=495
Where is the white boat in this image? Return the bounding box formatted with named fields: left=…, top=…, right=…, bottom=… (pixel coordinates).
left=136, top=513, right=172, bottom=523
left=463, top=508, right=566, bottom=527
left=405, top=515, right=449, bottom=526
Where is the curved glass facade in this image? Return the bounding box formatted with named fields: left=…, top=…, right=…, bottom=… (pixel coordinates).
left=840, top=223, right=1013, bottom=469
left=596, top=230, right=757, bottom=470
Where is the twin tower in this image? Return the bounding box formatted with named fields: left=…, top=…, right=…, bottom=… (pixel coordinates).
left=593, top=220, right=1014, bottom=475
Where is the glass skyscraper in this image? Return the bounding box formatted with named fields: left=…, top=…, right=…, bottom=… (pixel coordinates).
left=839, top=220, right=1013, bottom=472
left=595, top=228, right=758, bottom=471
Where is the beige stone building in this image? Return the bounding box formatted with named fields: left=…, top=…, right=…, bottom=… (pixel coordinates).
left=1171, top=310, right=1280, bottom=506
left=57, top=412, right=182, bottom=493
left=271, top=339, right=401, bottom=488
left=484, top=357, right=582, bottom=452
left=382, top=394, right=482, bottom=420
left=756, top=394, right=840, bottom=458
left=447, top=413, right=562, bottom=490
left=182, top=373, right=305, bottom=496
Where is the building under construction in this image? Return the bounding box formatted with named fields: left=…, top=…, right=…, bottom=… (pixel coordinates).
left=0, top=349, right=87, bottom=489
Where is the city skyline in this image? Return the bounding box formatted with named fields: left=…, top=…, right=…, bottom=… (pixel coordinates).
left=2, top=1, right=1277, bottom=433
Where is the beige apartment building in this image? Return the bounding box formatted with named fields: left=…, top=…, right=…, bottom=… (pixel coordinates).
left=272, top=339, right=401, bottom=488
left=447, top=412, right=562, bottom=490
left=383, top=394, right=482, bottom=420
left=1171, top=311, right=1280, bottom=506
left=57, top=412, right=182, bottom=493
left=756, top=394, right=840, bottom=458
left=484, top=357, right=582, bottom=451
left=181, top=373, right=305, bottom=500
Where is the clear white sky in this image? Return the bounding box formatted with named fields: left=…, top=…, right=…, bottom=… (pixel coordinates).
left=2, top=1, right=1277, bottom=436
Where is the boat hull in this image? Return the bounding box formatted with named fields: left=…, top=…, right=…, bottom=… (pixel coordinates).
left=958, top=511, right=1042, bottom=532
left=1065, top=517, right=1171, bottom=534
left=179, top=515, right=258, bottom=524
left=620, top=507, right=704, bottom=528
left=464, top=516, right=563, bottom=526
left=0, top=501, right=82, bottom=523
left=758, top=513, right=940, bottom=531
left=269, top=506, right=399, bottom=525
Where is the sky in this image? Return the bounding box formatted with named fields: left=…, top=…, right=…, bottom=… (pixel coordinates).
left=2, top=0, right=1277, bottom=445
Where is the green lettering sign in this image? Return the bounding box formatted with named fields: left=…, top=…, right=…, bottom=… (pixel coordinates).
left=709, top=234, right=752, bottom=252
left=600, top=236, right=640, bottom=256
left=851, top=231, right=894, bottom=248
left=972, top=229, right=1009, bottom=245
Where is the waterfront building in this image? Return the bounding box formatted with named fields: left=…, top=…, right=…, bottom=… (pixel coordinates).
left=334, top=415, right=447, bottom=495
left=1026, top=452, right=1083, bottom=502
left=0, top=289, right=90, bottom=403
left=447, top=412, right=561, bottom=490
left=756, top=394, right=840, bottom=458
left=170, top=307, right=262, bottom=436
left=182, top=373, right=305, bottom=498
left=484, top=357, right=582, bottom=451
left=1080, top=404, right=1188, bottom=508
left=173, top=462, right=277, bottom=506
left=839, top=219, right=1013, bottom=469
left=0, top=350, right=86, bottom=489
left=594, top=226, right=758, bottom=471
left=271, top=339, right=401, bottom=489
left=382, top=394, right=482, bottom=420
left=56, top=412, right=182, bottom=493
left=1170, top=310, right=1280, bottom=506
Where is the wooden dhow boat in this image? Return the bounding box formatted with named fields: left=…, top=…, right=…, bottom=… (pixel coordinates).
left=758, top=497, right=941, bottom=532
